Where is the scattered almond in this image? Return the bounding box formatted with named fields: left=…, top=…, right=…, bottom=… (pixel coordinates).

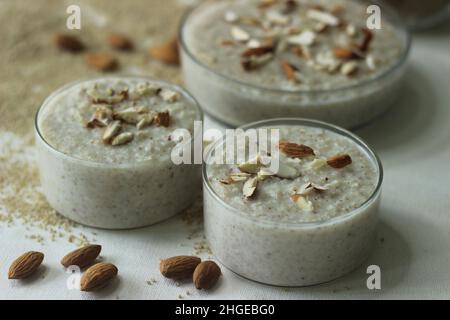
left=149, top=37, right=180, bottom=66
left=53, top=34, right=84, bottom=53
left=160, top=256, right=201, bottom=280
left=241, top=45, right=274, bottom=57
left=281, top=61, right=299, bottom=82
left=85, top=53, right=118, bottom=72
left=107, top=33, right=133, bottom=51
left=279, top=141, right=315, bottom=158
left=80, top=262, right=118, bottom=292
left=193, top=261, right=221, bottom=290
left=61, top=244, right=102, bottom=269
left=154, top=111, right=170, bottom=127
left=8, top=251, right=44, bottom=279
left=333, top=47, right=357, bottom=60
left=341, top=61, right=358, bottom=76
left=291, top=194, right=314, bottom=212
left=243, top=176, right=258, bottom=198
left=231, top=26, right=250, bottom=42
left=102, top=120, right=122, bottom=144
left=327, top=154, right=352, bottom=169
left=359, top=28, right=374, bottom=52
left=111, top=132, right=134, bottom=146
left=307, top=9, right=340, bottom=26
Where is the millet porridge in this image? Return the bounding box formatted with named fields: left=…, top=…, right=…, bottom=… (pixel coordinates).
left=36, top=77, right=201, bottom=229
left=181, top=0, right=410, bottom=127
left=204, top=119, right=382, bottom=286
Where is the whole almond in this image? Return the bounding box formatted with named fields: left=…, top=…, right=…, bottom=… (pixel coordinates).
left=107, top=33, right=133, bottom=51
left=61, top=244, right=101, bottom=269
left=160, top=256, right=201, bottom=280
left=149, top=37, right=180, bottom=66
left=53, top=34, right=84, bottom=53
left=80, top=262, right=118, bottom=292
left=327, top=154, right=352, bottom=169
left=193, top=261, right=221, bottom=290
left=279, top=141, right=315, bottom=158
left=85, top=53, right=118, bottom=72
left=8, top=251, right=44, bottom=279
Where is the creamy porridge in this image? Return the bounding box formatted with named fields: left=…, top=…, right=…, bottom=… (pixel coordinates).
left=180, top=0, right=410, bottom=127
left=35, top=77, right=202, bottom=229
left=203, top=118, right=382, bottom=286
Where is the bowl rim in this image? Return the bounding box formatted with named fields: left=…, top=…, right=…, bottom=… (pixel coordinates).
left=178, top=0, right=412, bottom=95
left=202, top=117, right=383, bottom=229
left=34, top=76, right=203, bottom=169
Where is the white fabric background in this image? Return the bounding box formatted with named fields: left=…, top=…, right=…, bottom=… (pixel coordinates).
left=1, top=24, right=450, bottom=300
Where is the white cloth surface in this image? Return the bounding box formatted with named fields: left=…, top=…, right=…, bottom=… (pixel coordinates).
left=1, top=23, right=450, bottom=300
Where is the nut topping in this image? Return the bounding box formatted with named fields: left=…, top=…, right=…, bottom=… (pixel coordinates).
left=327, top=154, right=352, bottom=168
left=279, top=141, right=315, bottom=158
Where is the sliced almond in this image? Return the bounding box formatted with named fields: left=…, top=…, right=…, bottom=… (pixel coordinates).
left=159, top=89, right=180, bottom=103
left=113, top=108, right=142, bottom=124
left=327, top=154, right=352, bottom=169
left=275, top=160, right=299, bottom=179
left=243, top=176, right=258, bottom=199
left=346, top=24, right=357, bottom=37
left=230, top=172, right=252, bottom=182
left=238, top=155, right=263, bottom=174
left=279, top=141, right=315, bottom=158
left=111, top=132, right=134, bottom=146
left=149, top=37, right=180, bottom=66
left=224, top=11, right=239, bottom=23
left=107, top=33, right=133, bottom=51
left=281, top=62, right=299, bottom=83
left=307, top=9, right=339, bottom=26
left=231, top=26, right=250, bottom=42
left=136, top=82, right=159, bottom=97
left=309, top=158, right=327, bottom=170
left=341, top=61, right=358, bottom=76
left=290, top=194, right=314, bottom=212
left=266, top=10, right=290, bottom=25
left=102, top=121, right=122, bottom=144
left=287, top=30, right=316, bottom=46
left=85, top=53, right=118, bottom=72
left=136, top=114, right=154, bottom=130
left=333, top=47, right=357, bottom=60
left=366, top=55, right=376, bottom=71
left=359, top=28, right=374, bottom=53
left=257, top=167, right=275, bottom=181
left=241, top=45, right=274, bottom=57
left=241, top=53, right=273, bottom=71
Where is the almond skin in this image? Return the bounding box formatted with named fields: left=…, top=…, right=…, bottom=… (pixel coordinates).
left=333, top=47, right=356, bottom=59
left=280, top=62, right=298, bottom=82
left=160, top=256, right=201, bottom=280
left=61, top=244, right=102, bottom=269
left=107, top=33, right=133, bottom=51
left=80, top=262, right=118, bottom=292
left=8, top=251, right=44, bottom=279
left=85, top=53, right=118, bottom=72
left=53, top=34, right=84, bottom=53
left=149, top=37, right=180, bottom=66
left=193, top=261, right=221, bottom=290
left=154, top=111, right=170, bottom=127
left=327, top=154, right=352, bottom=169
left=279, top=141, right=315, bottom=158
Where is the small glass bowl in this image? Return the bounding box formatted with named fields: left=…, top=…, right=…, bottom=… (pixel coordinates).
left=179, top=0, right=411, bottom=128
left=35, top=76, right=203, bottom=229
left=203, top=118, right=383, bottom=286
